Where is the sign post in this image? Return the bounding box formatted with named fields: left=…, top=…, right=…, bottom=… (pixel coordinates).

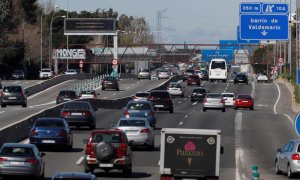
left=239, top=3, right=289, bottom=40
left=295, top=112, right=300, bottom=137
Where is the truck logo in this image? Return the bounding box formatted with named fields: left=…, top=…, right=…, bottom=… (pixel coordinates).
left=207, top=137, right=216, bottom=145
left=166, top=136, right=175, bottom=143
left=175, top=141, right=204, bottom=166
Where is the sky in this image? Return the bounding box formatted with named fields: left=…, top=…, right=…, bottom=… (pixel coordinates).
left=40, top=0, right=296, bottom=44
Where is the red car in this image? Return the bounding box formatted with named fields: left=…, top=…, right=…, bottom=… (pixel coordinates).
left=234, top=94, right=254, bottom=110
left=187, top=75, right=201, bottom=86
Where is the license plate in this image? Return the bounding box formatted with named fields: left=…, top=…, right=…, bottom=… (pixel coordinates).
left=42, top=140, right=55, bottom=143
left=125, top=130, right=138, bottom=133
left=239, top=80, right=243, bottom=81
left=63, top=98, right=71, bottom=100
left=155, top=105, right=164, bottom=107
left=192, top=82, right=196, bottom=84
left=107, top=82, right=113, bottom=84
left=8, top=97, right=17, bottom=100
left=242, top=101, right=248, bottom=102
left=197, top=94, right=203, bottom=95
left=71, top=112, right=82, bottom=116
left=99, top=163, right=113, bottom=167
left=10, top=161, right=24, bottom=165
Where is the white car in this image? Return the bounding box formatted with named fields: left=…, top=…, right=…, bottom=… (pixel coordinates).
left=221, top=92, right=235, bottom=106
left=167, top=82, right=184, bottom=97
left=257, top=74, right=268, bottom=83
left=64, top=69, right=78, bottom=75
left=157, top=70, right=171, bottom=79
left=39, top=68, right=54, bottom=79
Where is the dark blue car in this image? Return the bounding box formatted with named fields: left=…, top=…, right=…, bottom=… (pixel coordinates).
left=29, top=117, right=73, bottom=150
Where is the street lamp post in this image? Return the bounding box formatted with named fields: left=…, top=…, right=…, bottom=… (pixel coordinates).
left=40, top=12, right=43, bottom=70
left=49, top=15, right=66, bottom=69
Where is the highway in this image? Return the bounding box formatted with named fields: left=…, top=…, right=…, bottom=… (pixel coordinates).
left=1, top=76, right=298, bottom=179
left=17, top=78, right=297, bottom=180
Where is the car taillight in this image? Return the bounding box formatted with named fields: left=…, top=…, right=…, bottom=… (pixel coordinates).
left=61, top=111, right=70, bottom=117
left=148, top=96, right=155, bottom=101
left=30, top=129, right=38, bottom=135
left=149, top=111, right=155, bottom=116
left=56, top=96, right=62, bottom=100
left=0, top=92, right=3, bottom=96
left=83, top=111, right=92, bottom=116
left=20, top=92, right=24, bottom=97
left=132, top=96, right=138, bottom=100
left=85, top=142, right=96, bottom=158
left=117, top=143, right=127, bottom=158
left=203, top=98, right=207, bottom=103
left=123, top=110, right=129, bottom=117
left=292, top=154, right=300, bottom=160
left=140, top=128, right=150, bottom=133
left=236, top=98, right=241, bottom=102
left=25, top=158, right=38, bottom=164
left=58, top=129, right=67, bottom=137
left=0, top=157, right=8, bottom=162
left=221, top=99, right=225, bottom=103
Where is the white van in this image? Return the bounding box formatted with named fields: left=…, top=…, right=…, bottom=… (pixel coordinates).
left=209, top=59, right=227, bottom=82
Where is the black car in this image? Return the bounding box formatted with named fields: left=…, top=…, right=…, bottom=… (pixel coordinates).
left=183, top=69, right=195, bottom=81
left=0, top=79, right=2, bottom=89
left=101, top=76, right=119, bottom=91
left=147, top=90, right=174, bottom=113
left=56, top=90, right=78, bottom=104
left=11, top=70, right=25, bottom=80
left=234, top=73, right=248, bottom=84
left=60, top=101, right=97, bottom=129
left=191, top=88, right=208, bottom=102
left=0, top=85, right=27, bottom=107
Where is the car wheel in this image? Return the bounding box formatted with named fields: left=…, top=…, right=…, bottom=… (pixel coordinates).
left=287, top=164, right=293, bottom=178
left=222, top=108, right=225, bottom=112
left=169, top=108, right=174, bottom=113
left=191, top=99, right=194, bottom=103
left=22, top=103, right=27, bottom=107
left=234, top=106, right=238, bottom=110
left=102, top=87, right=105, bottom=91
left=96, top=142, right=115, bottom=162
left=122, top=164, right=132, bottom=177
left=89, top=124, right=96, bottom=130
left=181, top=94, right=184, bottom=98
left=148, top=142, right=155, bottom=151
left=116, top=88, right=119, bottom=91
left=84, top=160, right=95, bottom=173
left=203, top=108, right=206, bottom=112
left=1, top=104, right=6, bottom=108
left=250, top=107, right=254, bottom=110
left=275, top=160, right=282, bottom=175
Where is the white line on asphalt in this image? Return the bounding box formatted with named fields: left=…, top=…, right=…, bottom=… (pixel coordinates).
left=178, top=101, right=182, bottom=104
left=28, top=80, right=75, bottom=99
left=76, top=156, right=84, bottom=165
left=184, top=98, right=187, bottom=101
left=14, top=108, right=21, bottom=110
left=103, top=97, right=108, bottom=99
left=29, top=101, right=56, bottom=108
left=256, top=104, right=269, bottom=107
left=20, top=138, right=29, bottom=144
left=0, top=111, right=4, bottom=114
left=274, top=83, right=281, bottom=114
left=251, top=82, right=255, bottom=99
left=284, top=114, right=294, bottom=125
left=13, top=81, right=20, bottom=84
left=179, top=121, right=183, bottom=125
left=126, top=87, right=130, bottom=89
left=184, top=115, right=188, bottom=118
left=112, top=93, right=116, bottom=96
left=235, top=111, right=246, bottom=180
left=192, top=102, right=197, bottom=106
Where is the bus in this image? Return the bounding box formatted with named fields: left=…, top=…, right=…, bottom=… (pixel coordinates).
left=209, top=59, right=227, bottom=82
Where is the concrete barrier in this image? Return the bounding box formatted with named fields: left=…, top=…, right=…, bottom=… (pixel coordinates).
left=0, top=75, right=183, bottom=147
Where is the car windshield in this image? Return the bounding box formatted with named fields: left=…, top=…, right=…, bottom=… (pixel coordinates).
left=35, top=119, right=64, bottom=127
left=1, top=147, right=34, bottom=157
left=119, top=120, right=146, bottom=127
left=92, top=133, right=121, bottom=143
left=207, top=94, right=222, bottom=98
left=64, top=102, right=90, bottom=110
left=136, top=92, right=149, bottom=97
left=13, top=70, right=22, bottom=74
left=105, top=77, right=116, bottom=81
left=127, top=102, right=151, bottom=110
left=150, top=91, right=170, bottom=98
left=59, top=91, right=76, bottom=97
left=238, top=95, right=252, bottom=99
left=169, top=83, right=181, bottom=88
left=222, top=94, right=235, bottom=97
left=3, top=86, right=22, bottom=93
left=41, top=69, right=51, bottom=72
left=140, top=69, right=150, bottom=72
left=81, top=91, right=95, bottom=95
left=193, top=89, right=206, bottom=93
left=52, top=178, right=92, bottom=180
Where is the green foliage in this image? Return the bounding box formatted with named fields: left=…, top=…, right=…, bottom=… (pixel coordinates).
left=280, top=74, right=300, bottom=103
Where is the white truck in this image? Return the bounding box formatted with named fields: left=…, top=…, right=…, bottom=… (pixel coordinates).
left=159, top=128, right=223, bottom=180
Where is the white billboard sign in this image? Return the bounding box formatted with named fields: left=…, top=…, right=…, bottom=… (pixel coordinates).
left=53, top=49, right=86, bottom=59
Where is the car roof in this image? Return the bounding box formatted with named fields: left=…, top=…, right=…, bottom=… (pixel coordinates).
left=222, top=92, right=234, bottom=95
left=52, top=172, right=95, bottom=178
left=2, top=143, right=36, bottom=148
left=36, top=117, right=66, bottom=122
left=127, top=100, right=151, bottom=103
left=119, top=117, right=148, bottom=121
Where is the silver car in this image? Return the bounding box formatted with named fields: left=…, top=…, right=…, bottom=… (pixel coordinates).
left=203, top=93, right=225, bottom=112
left=275, top=139, right=300, bottom=178
left=138, top=68, right=151, bottom=80
left=112, top=117, right=155, bottom=150
left=0, top=143, right=45, bottom=179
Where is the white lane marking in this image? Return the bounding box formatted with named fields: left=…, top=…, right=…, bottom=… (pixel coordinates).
left=28, top=80, right=75, bottom=99
left=112, top=93, right=116, bottom=96
left=184, top=115, right=188, bottom=118
left=284, top=114, right=294, bottom=125
left=178, top=101, right=182, bottom=104
left=192, top=102, right=197, bottom=106
left=0, top=111, right=5, bottom=114
left=126, top=87, right=130, bottom=89
left=235, top=111, right=246, bottom=180
left=20, top=139, right=29, bottom=144
left=103, top=97, right=108, bottom=99
left=256, top=104, right=269, bottom=107
left=274, top=83, right=281, bottom=114
left=179, top=121, right=183, bottom=125
left=251, top=82, right=255, bottom=99
left=76, top=156, right=84, bottom=165
left=184, top=98, right=187, bottom=101
left=14, top=108, right=21, bottom=110
left=13, top=81, right=20, bottom=84
left=29, top=101, right=56, bottom=108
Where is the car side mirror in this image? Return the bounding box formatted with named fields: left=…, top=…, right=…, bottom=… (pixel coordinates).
left=111, top=124, right=116, bottom=129
left=40, top=152, right=46, bottom=157
left=83, top=139, right=88, bottom=144
left=220, top=146, right=224, bottom=154
left=277, top=148, right=282, bottom=153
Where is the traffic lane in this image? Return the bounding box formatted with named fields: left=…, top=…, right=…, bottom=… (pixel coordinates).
left=274, top=82, right=297, bottom=120
left=1, top=80, right=45, bottom=89
left=240, top=111, right=297, bottom=180
left=95, top=79, right=168, bottom=100
left=252, top=82, right=277, bottom=113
